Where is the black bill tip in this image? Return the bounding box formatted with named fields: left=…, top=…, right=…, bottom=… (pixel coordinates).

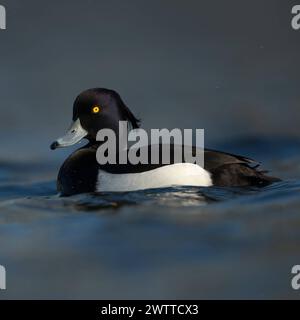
left=50, top=141, right=59, bottom=150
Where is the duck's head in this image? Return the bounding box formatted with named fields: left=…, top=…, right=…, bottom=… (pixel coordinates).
left=50, top=88, right=140, bottom=150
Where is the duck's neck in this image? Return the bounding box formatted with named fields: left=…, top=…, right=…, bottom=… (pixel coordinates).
left=88, top=122, right=129, bottom=151
left=86, top=136, right=126, bottom=153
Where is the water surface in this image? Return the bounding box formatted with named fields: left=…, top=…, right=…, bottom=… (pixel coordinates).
left=1, top=138, right=300, bottom=299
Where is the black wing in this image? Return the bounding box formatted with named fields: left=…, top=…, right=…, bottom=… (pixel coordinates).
left=204, top=148, right=279, bottom=187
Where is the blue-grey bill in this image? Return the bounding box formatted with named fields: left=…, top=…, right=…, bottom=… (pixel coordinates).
left=50, top=118, right=88, bottom=150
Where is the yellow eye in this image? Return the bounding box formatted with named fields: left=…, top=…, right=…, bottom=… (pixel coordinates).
left=92, top=105, right=101, bottom=114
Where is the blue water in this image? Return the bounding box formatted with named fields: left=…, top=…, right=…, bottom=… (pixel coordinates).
left=1, top=138, right=300, bottom=299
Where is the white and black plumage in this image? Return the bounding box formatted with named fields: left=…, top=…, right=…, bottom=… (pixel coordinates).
left=51, top=88, right=280, bottom=196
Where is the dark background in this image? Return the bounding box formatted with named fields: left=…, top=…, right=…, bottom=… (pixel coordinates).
left=0, top=0, right=299, bottom=161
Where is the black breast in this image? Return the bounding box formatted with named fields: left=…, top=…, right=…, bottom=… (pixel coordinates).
left=57, top=147, right=99, bottom=196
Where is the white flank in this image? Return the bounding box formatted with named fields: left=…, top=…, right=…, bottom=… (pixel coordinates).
left=97, top=163, right=212, bottom=192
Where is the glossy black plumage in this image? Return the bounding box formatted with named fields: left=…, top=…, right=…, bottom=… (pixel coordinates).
left=52, top=88, right=280, bottom=196
left=57, top=143, right=280, bottom=195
